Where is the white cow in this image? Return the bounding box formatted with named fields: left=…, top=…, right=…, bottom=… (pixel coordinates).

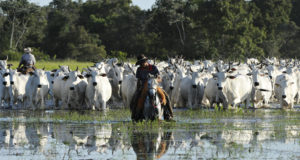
left=85, top=67, right=112, bottom=110
left=108, top=63, right=124, bottom=102
left=214, top=69, right=253, bottom=109
left=274, top=74, right=298, bottom=109
left=190, top=69, right=212, bottom=108
left=250, top=69, right=273, bottom=108
left=121, top=74, right=137, bottom=109
left=9, top=69, right=30, bottom=108
left=61, top=70, right=87, bottom=109
left=25, top=69, right=49, bottom=109
left=161, top=68, right=176, bottom=97
left=203, top=77, right=219, bottom=108
left=0, top=69, right=11, bottom=107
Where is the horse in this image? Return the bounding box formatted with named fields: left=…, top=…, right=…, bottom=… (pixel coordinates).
left=143, top=75, right=164, bottom=121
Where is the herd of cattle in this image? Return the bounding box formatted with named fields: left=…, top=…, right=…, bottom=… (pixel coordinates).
left=0, top=57, right=299, bottom=110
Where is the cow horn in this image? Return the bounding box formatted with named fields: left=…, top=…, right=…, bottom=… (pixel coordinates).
left=76, top=66, right=79, bottom=71
left=199, top=67, right=204, bottom=72
left=226, top=62, right=231, bottom=72
left=189, top=66, right=194, bottom=73
left=216, top=66, right=219, bottom=72
left=128, top=64, right=135, bottom=76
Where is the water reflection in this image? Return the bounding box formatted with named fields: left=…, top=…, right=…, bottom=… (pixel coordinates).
left=131, top=128, right=172, bottom=160
left=0, top=110, right=300, bottom=159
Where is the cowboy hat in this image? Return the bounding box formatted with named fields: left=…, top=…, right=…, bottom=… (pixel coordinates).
left=24, top=47, right=32, bottom=53
left=135, top=54, right=148, bottom=66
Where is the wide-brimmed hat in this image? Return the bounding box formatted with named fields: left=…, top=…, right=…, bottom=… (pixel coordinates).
left=24, top=47, right=32, bottom=53
left=135, top=54, right=148, bottom=66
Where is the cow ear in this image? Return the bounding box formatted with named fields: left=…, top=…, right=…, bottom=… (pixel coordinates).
left=228, top=76, right=236, bottom=79
left=50, top=73, right=55, bottom=77
left=282, top=71, right=287, bottom=74
left=62, top=76, right=69, bottom=81
left=100, top=73, right=107, bottom=77
left=246, top=73, right=252, bottom=76
left=231, top=68, right=237, bottom=71
left=85, top=74, right=91, bottom=78
left=212, top=74, right=217, bottom=78
left=51, top=69, right=57, bottom=72
left=78, top=75, right=84, bottom=79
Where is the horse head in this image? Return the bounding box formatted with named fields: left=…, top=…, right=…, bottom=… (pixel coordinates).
left=144, top=75, right=163, bottom=120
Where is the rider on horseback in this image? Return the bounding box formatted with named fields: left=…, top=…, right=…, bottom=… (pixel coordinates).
left=18, top=47, right=36, bottom=74
left=131, top=54, right=174, bottom=121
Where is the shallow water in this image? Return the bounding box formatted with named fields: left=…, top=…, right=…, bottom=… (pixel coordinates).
left=1, top=107, right=300, bottom=159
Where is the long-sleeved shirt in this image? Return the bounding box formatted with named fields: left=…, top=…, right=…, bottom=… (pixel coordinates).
left=136, top=64, right=159, bottom=84
left=20, top=53, right=36, bottom=66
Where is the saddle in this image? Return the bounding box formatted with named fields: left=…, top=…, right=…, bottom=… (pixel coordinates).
left=17, top=66, right=36, bottom=74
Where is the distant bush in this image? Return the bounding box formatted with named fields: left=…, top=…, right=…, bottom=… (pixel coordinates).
left=1, top=50, right=22, bottom=61
left=109, top=51, right=127, bottom=61
left=31, top=48, right=50, bottom=61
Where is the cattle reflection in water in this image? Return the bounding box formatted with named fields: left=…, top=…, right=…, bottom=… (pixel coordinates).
left=130, top=128, right=173, bottom=160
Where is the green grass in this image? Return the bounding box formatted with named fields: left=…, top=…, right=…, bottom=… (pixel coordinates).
left=7, top=60, right=94, bottom=71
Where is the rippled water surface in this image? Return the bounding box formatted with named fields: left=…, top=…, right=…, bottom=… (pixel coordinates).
left=1, top=106, right=300, bottom=159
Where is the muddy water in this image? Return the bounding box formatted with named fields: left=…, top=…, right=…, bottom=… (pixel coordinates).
left=1, top=108, right=300, bottom=159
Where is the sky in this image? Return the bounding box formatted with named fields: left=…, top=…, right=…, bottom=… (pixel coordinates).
left=28, top=0, right=156, bottom=10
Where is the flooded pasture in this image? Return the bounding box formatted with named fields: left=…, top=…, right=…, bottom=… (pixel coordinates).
left=1, top=106, right=300, bottom=159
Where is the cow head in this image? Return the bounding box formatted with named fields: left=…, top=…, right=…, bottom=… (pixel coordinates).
left=85, top=68, right=107, bottom=87
left=213, top=64, right=233, bottom=90
left=1, top=68, right=10, bottom=86
left=30, top=69, right=49, bottom=88
left=275, top=75, right=297, bottom=107
left=163, top=69, right=175, bottom=90
left=65, top=70, right=86, bottom=91
left=112, top=64, right=124, bottom=85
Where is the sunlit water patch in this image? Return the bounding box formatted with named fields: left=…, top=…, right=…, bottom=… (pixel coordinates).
left=0, top=107, right=300, bottom=159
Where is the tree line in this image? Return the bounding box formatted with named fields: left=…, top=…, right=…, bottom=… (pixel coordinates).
left=0, top=0, right=300, bottom=61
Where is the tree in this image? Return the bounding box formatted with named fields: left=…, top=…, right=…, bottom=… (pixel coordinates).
left=0, top=0, right=39, bottom=50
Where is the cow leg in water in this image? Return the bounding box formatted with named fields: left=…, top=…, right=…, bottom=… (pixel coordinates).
left=101, top=101, right=107, bottom=111
left=40, top=89, right=45, bottom=110
left=297, top=92, right=300, bottom=104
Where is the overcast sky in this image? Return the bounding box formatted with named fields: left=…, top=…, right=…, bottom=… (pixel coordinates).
left=28, top=0, right=156, bottom=10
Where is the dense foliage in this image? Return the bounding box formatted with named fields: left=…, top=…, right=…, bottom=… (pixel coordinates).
left=0, top=0, right=299, bottom=61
